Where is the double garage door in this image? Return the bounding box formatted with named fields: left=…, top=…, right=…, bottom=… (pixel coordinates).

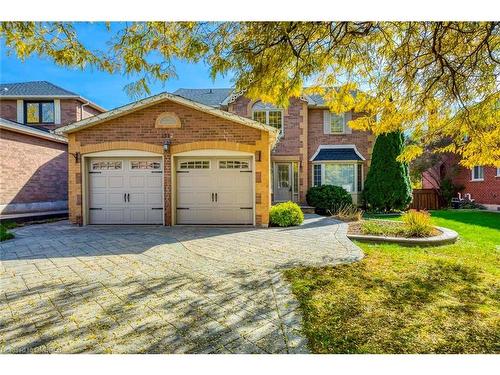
left=88, top=156, right=253, bottom=225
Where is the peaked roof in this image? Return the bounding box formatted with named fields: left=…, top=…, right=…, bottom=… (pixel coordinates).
left=0, top=81, right=106, bottom=112
left=0, top=117, right=67, bottom=143
left=54, top=92, right=280, bottom=140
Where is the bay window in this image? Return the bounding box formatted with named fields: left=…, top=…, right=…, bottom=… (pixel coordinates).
left=312, top=163, right=362, bottom=193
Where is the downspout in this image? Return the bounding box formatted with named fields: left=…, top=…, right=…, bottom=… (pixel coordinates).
left=80, top=100, right=90, bottom=121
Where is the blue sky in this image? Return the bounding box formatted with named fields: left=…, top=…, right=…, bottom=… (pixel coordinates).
left=0, top=22, right=234, bottom=110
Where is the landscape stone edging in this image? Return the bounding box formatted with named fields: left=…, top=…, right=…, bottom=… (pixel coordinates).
left=347, top=222, right=459, bottom=247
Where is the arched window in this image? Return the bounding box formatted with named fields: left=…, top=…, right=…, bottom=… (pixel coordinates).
left=252, top=102, right=284, bottom=135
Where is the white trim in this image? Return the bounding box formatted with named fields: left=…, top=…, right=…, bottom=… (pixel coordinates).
left=84, top=150, right=161, bottom=157
left=54, top=99, right=61, bottom=124
left=0, top=117, right=67, bottom=143
left=309, top=144, right=366, bottom=162
left=54, top=92, right=280, bottom=139
left=496, top=167, right=500, bottom=177
left=174, top=149, right=253, bottom=157
left=16, top=100, right=24, bottom=123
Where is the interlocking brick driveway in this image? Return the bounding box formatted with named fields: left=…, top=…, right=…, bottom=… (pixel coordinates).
left=0, top=214, right=362, bottom=354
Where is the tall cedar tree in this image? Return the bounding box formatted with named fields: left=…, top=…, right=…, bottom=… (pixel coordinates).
left=363, top=132, right=412, bottom=211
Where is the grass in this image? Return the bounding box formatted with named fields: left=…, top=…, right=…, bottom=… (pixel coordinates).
left=284, top=210, right=500, bottom=353
left=0, top=223, right=14, bottom=241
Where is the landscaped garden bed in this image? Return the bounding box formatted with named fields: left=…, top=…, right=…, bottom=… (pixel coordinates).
left=346, top=210, right=458, bottom=246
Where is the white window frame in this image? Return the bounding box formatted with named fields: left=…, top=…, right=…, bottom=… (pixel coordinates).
left=252, top=104, right=284, bottom=136
left=496, top=167, right=500, bottom=177
left=471, top=166, right=484, bottom=181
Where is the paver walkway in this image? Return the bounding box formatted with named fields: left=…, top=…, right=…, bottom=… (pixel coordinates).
left=0, top=214, right=362, bottom=353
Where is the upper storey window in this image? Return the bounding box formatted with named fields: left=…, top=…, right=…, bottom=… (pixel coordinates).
left=25, top=101, right=55, bottom=124
left=252, top=102, right=283, bottom=135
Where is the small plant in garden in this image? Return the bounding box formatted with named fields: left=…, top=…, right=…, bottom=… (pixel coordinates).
left=0, top=224, right=14, bottom=241
left=361, top=220, right=407, bottom=236
left=401, top=210, right=433, bottom=237
left=269, top=201, right=304, bottom=227
left=331, top=203, right=363, bottom=222
left=306, top=185, right=352, bottom=214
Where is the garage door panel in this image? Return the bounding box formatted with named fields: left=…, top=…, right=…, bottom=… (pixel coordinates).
left=108, top=176, right=124, bottom=188
left=108, top=192, right=126, bottom=205
left=146, top=175, right=162, bottom=188
left=129, top=192, right=146, bottom=205
left=129, top=208, right=146, bottom=223
left=90, top=192, right=106, bottom=206
left=129, top=175, right=145, bottom=188
left=106, top=208, right=127, bottom=224
left=147, top=192, right=163, bottom=205
left=89, top=175, right=106, bottom=189
left=176, top=209, right=214, bottom=224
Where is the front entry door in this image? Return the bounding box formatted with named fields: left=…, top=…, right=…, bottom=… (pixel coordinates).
left=274, top=162, right=292, bottom=202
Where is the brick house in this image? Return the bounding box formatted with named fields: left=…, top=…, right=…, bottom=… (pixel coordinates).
left=0, top=81, right=105, bottom=216
left=422, top=154, right=500, bottom=210
left=55, top=88, right=374, bottom=226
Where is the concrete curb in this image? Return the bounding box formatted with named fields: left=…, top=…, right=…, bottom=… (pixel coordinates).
left=347, top=225, right=459, bottom=247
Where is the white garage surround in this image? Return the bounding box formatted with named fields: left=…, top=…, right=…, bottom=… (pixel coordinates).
left=82, top=150, right=165, bottom=225
left=172, top=150, right=256, bottom=226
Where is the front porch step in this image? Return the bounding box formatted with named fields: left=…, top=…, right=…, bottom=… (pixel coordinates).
left=300, top=205, right=316, bottom=214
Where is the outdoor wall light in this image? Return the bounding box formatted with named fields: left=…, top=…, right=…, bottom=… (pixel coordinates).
left=163, top=136, right=172, bottom=151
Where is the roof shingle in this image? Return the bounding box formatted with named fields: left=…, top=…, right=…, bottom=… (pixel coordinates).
left=0, top=81, right=78, bottom=97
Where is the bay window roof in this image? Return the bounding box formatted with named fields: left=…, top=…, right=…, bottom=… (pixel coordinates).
left=310, top=145, right=365, bottom=162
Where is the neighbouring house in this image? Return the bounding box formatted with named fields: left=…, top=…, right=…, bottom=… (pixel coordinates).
left=55, top=88, right=374, bottom=226
left=422, top=154, right=500, bottom=211
left=0, top=81, right=105, bottom=216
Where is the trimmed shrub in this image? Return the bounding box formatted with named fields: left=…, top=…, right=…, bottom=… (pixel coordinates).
left=362, top=131, right=412, bottom=211
left=401, top=210, right=433, bottom=237
left=269, top=201, right=304, bottom=227
left=306, top=185, right=352, bottom=214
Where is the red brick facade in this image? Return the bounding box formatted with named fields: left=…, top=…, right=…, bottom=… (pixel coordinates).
left=0, top=128, right=68, bottom=214
left=423, top=155, right=500, bottom=206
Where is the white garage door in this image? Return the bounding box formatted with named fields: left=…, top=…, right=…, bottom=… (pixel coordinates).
left=176, top=157, right=253, bottom=225
left=88, top=158, right=163, bottom=224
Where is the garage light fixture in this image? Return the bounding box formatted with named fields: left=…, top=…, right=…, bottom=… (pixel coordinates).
left=163, top=136, right=172, bottom=151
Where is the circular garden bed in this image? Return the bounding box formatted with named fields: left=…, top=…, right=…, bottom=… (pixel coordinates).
left=347, top=219, right=459, bottom=246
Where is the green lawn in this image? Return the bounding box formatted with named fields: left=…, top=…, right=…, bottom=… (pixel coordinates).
left=284, top=210, right=500, bottom=353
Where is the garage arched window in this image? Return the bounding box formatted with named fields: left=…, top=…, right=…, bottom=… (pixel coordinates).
left=252, top=102, right=284, bottom=135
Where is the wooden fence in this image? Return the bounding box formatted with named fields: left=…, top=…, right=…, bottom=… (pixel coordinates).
left=410, top=189, right=443, bottom=210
